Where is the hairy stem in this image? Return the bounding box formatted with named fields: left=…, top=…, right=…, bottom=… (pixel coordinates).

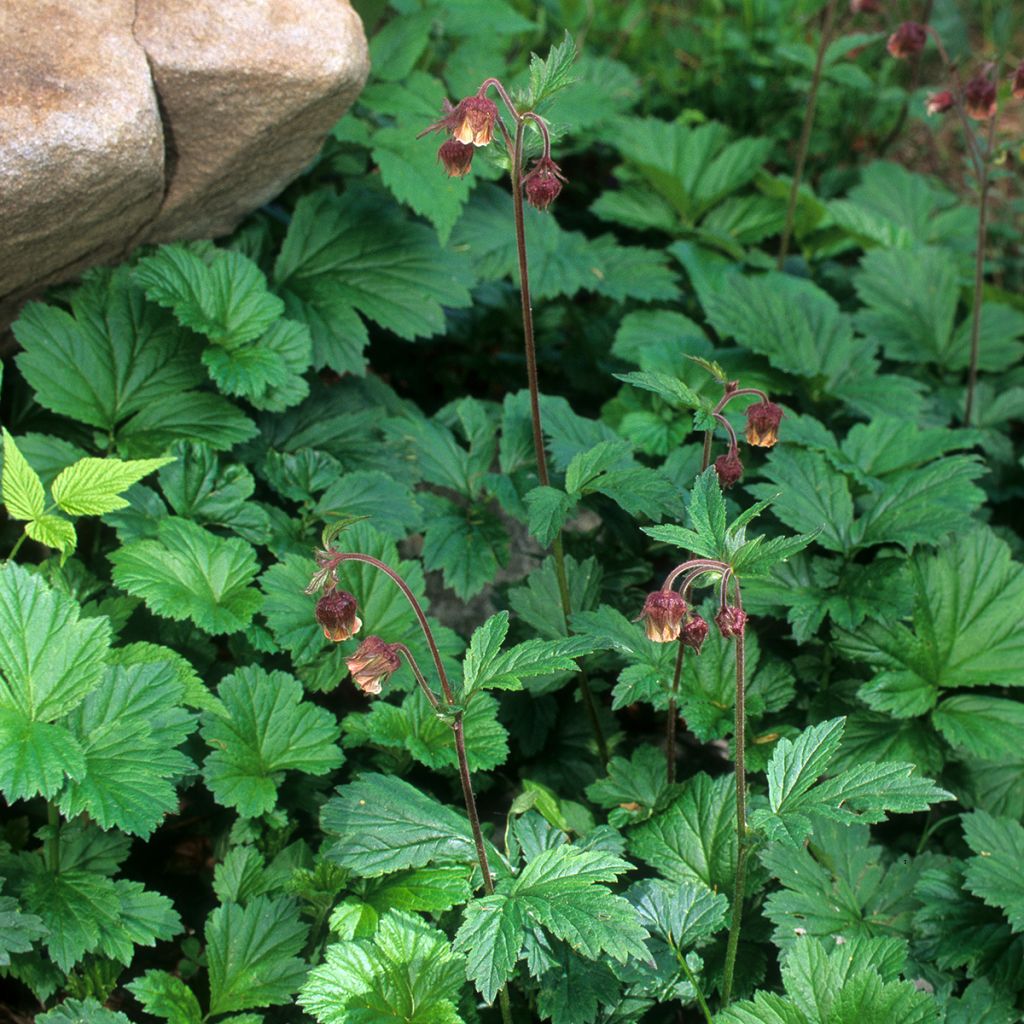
left=777, top=0, right=838, bottom=269
left=666, top=641, right=685, bottom=784
left=510, top=120, right=608, bottom=765
left=394, top=643, right=441, bottom=710
left=721, top=628, right=748, bottom=1007
left=964, top=116, right=996, bottom=426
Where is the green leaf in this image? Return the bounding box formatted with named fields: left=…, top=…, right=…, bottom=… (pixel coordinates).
left=932, top=695, right=1024, bottom=761
left=206, top=895, right=309, bottom=1015
left=462, top=613, right=596, bottom=698
left=629, top=877, right=728, bottom=949
left=630, top=773, right=737, bottom=893
left=36, top=1000, right=132, bottom=1024
left=300, top=909, right=466, bottom=1024
left=51, top=456, right=173, bottom=516
left=202, top=667, right=342, bottom=817
left=752, top=718, right=949, bottom=846
left=58, top=660, right=196, bottom=836
left=363, top=866, right=473, bottom=915
left=586, top=746, right=673, bottom=828
left=420, top=501, right=508, bottom=601
left=274, top=188, right=474, bottom=373
left=0, top=881, right=47, bottom=966
left=134, top=243, right=284, bottom=347
left=834, top=529, right=1024, bottom=715
left=14, top=267, right=254, bottom=454
left=962, top=811, right=1024, bottom=933
left=455, top=845, right=648, bottom=1004
left=128, top=971, right=203, bottom=1024
left=525, top=485, right=577, bottom=547
left=565, top=440, right=632, bottom=493
left=526, top=31, right=579, bottom=107
left=321, top=773, right=502, bottom=877
left=25, top=515, right=78, bottom=560
left=110, top=517, right=261, bottom=635
left=2, top=429, right=45, bottom=521
left=612, top=371, right=703, bottom=411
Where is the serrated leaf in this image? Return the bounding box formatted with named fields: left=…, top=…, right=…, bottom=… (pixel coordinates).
left=462, top=614, right=596, bottom=698
left=134, top=244, right=284, bottom=347
left=525, top=485, right=576, bottom=547
left=586, top=746, right=672, bottom=827
left=58, top=660, right=196, bottom=836
left=202, top=667, right=342, bottom=817
left=612, top=371, right=702, bottom=411
left=51, top=456, right=172, bottom=516
left=526, top=31, right=579, bottom=107
left=0, top=883, right=47, bottom=967
left=36, top=999, right=132, bottom=1024
left=321, top=773, right=502, bottom=877
left=274, top=188, right=474, bottom=373
left=833, top=529, right=1024, bottom=715
left=932, top=695, right=1024, bottom=761
left=206, top=895, right=309, bottom=1015
left=110, top=517, right=261, bottom=635
left=13, top=267, right=254, bottom=454
left=630, top=773, right=737, bottom=893
left=629, top=877, right=728, bottom=949
left=962, top=811, right=1024, bottom=933
left=454, top=894, right=525, bottom=1004
left=300, top=909, right=466, bottom=1024
left=363, top=866, right=473, bottom=915
left=24, top=515, right=77, bottom=559
left=2, top=429, right=45, bottom=521
left=127, top=970, right=203, bottom=1024
left=420, top=502, right=509, bottom=601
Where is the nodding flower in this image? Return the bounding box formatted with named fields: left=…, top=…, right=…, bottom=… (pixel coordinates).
left=680, top=613, right=710, bottom=654
left=926, top=90, right=955, bottom=116
left=346, top=636, right=401, bottom=696
left=523, top=156, right=567, bottom=211
left=715, top=604, right=748, bottom=639
left=887, top=21, right=927, bottom=59
left=437, top=139, right=475, bottom=177
left=315, top=589, right=361, bottom=642
left=964, top=73, right=997, bottom=120
left=714, top=448, right=744, bottom=490
left=744, top=401, right=784, bottom=448
left=637, top=590, right=688, bottom=643
left=421, top=95, right=499, bottom=147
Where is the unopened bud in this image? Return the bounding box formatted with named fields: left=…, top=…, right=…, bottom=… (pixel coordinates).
left=715, top=605, right=747, bottom=639
left=680, top=614, right=710, bottom=654
left=714, top=448, right=744, bottom=490
left=315, top=589, right=362, bottom=642
left=1012, top=61, right=1024, bottom=101
left=637, top=590, right=688, bottom=643
left=523, top=156, right=567, bottom=211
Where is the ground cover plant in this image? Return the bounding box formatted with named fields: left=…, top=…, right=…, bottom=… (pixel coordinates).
left=1, top=1, right=1023, bottom=1022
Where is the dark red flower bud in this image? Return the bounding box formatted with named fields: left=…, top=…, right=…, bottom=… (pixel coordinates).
left=346, top=636, right=401, bottom=695
left=438, top=139, right=474, bottom=177
left=714, top=449, right=744, bottom=489
left=715, top=605, right=747, bottom=639
left=1012, top=61, right=1024, bottom=100
left=315, top=589, right=362, bottom=642
left=925, top=90, right=955, bottom=115
left=964, top=74, right=997, bottom=120
left=744, top=401, right=783, bottom=448
left=637, top=590, right=688, bottom=643
left=849, top=0, right=881, bottom=12
left=680, top=614, right=710, bottom=654
left=523, top=156, right=567, bottom=212
left=887, top=22, right=927, bottom=59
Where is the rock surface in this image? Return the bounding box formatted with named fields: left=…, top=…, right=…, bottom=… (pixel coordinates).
left=0, top=0, right=369, bottom=325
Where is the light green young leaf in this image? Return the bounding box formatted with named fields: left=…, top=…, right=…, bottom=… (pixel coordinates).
left=134, top=244, right=284, bottom=348
left=25, top=516, right=77, bottom=561
left=2, top=429, right=45, bottom=521
left=202, top=667, right=342, bottom=818
left=51, top=456, right=173, bottom=516
left=206, top=896, right=309, bottom=1015
left=110, top=517, right=261, bottom=635
left=962, top=811, right=1024, bottom=933
left=526, top=31, right=579, bottom=107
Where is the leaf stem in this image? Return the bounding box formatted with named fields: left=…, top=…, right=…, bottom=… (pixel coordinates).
left=671, top=939, right=714, bottom=1024
left=6, top=531, right=27, bottom=564
left=964, top=114, right=996, bottom=426
left=777, top=0, right=838, bottom=270
left=510, top=117, right=608, bottom=765
left=721, top=627, right=748, bottom=1007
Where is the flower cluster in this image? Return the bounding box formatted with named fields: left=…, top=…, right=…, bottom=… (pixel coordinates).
left=420, top=79, right=566, bottom=211
left=310, top=569, right=401, bottom=697
left=707, top=386, right=784, bottom=491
